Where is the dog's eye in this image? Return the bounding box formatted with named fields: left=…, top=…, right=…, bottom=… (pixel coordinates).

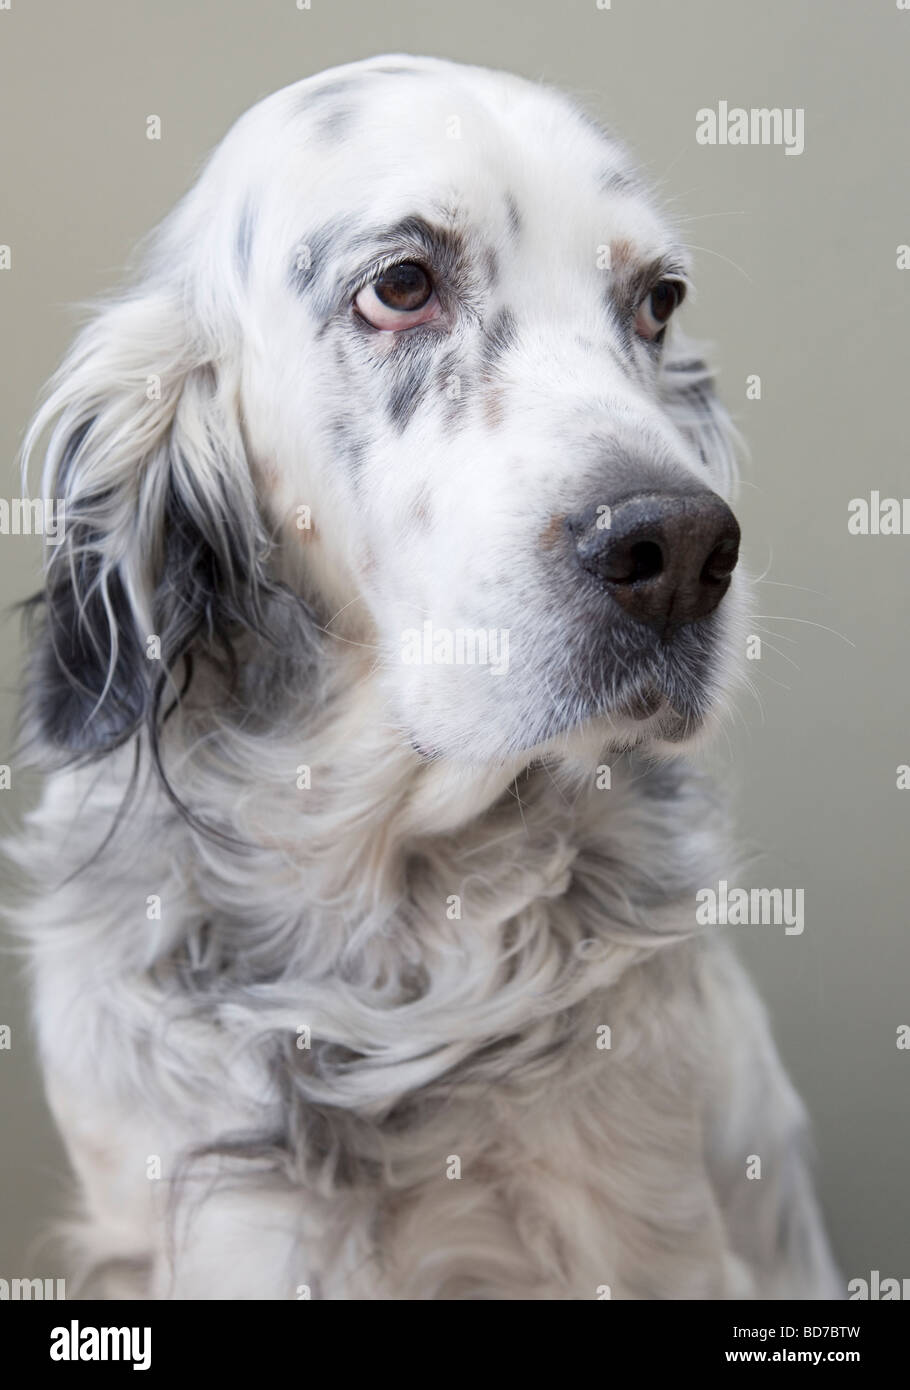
left=354, top=262, right=438, bottom=331
left=635, top=280, right=685, bottom=342
left=375, top=262, right=432, bottom=310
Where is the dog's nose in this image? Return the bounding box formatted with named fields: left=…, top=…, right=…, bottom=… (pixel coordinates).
left=570, top=491, right=740, bottom=631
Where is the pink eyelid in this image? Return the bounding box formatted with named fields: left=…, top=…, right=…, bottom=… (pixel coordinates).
left=354, top=283, right=440, bottom=332
left=634, top=303, right=662, bottom=340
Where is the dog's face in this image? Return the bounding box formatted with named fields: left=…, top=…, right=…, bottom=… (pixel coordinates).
left=236, top=57, right=743, bottom=760
left=27, top=56, right=744, bottom=768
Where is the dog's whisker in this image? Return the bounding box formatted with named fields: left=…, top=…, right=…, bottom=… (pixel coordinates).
left=748, top=629, right=802, bottom=670
left=323, top=593, right=370, bottom=628
left=752, top=615, right=856, bottom=646
left=753, top=577, right=831, bottom=599
left=682, top=241, right=754, bottom=283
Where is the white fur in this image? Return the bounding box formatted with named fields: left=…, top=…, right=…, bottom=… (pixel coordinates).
left=7, top=56, right=840, bottom=1300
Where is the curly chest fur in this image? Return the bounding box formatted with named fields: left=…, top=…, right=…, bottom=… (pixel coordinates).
left=14, top=748, right=837, bottom=1299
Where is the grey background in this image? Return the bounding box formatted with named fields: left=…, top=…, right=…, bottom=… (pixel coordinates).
left=1, top=0, right=907, bottom=1289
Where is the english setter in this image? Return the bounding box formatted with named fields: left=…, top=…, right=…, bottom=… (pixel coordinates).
left=10, top=55, right=840, bottom=1299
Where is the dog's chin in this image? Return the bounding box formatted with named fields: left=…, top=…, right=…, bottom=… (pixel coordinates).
left=601, top=698, right=705, bottom=752
left=612, top=682, right=706, bottom=740
left=406, top=678, right=719, bottom=769
left=552, top=658, right=733, bottom=761
left=551, top=690, right=705, bottom=763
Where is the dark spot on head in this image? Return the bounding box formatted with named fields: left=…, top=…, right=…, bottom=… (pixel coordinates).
left=298, top=77, right=358, bottom=115
left=480, top=308, right=517, bottom=372
left=330, top=411, right=369, bottom=479
left=315, top=105, right=356, bottom=143
left=235, top=203, right=256, bottom=283
left=436, top=349, right=460, bottom=390
left=289, top=217, right=351, bottom=314
left=664, top=357, right=708, bottom=376
left=483, top=245, right=500, bottom=288
left=504, top=194, right=522, bottom=241
left=600, top=166, right=639, bottom=197
left=296, top=78, right=361, bottom=155
left=371, top=64, right=425, bottom=77
left=436, top=350, right=469, bottom=427
left=660, top=359, right=721, bottom=468
left=388, top=340, right=436, bottom=433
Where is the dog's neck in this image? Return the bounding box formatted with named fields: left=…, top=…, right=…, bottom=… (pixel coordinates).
left=159, top=665, right=721, bottom=948
left=21, top=667, right=727, bottom=1123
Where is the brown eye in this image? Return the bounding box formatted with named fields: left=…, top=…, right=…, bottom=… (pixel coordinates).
left=650, top=281, right=682, bottom=323
left=373, top=262, right=432, bottom=311
left=636, top=279, right=685, bottom=341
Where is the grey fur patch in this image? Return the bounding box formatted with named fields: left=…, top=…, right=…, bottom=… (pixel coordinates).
left=600, top=167, right=640, bottom=196
left=351, top=216, right=469, bottom=288
left=504, top=194, right=522, bottom=241
left=296, top=78, right=363, bottom=144
left=661, top=363, right=714, bottom=410
left=329, top=410, right=369, bottom=478
left=297, top=77, right=359, bottom=115
left=388, top=340, right=436, bottom=433
left=371, top=64, right=425, bottom=77
left=665, top=357, right=708, bottom=375
left=235, top=203, right=256, bottom=282
left=315, top=105, right=356, bottom=142
left=289, top=217, right=352, bottom=318
left=664, top=380, right=717, bottom=464
left=295, top=215, right=476, bottom=326
left=436, top=349, right=469, bottom=426
left=660, top=356, right=733, bottom=480
left=480, top=307, right=518, bottom=371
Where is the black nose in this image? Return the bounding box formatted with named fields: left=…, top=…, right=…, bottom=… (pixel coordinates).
left=570, top=491, right=740, bottom=632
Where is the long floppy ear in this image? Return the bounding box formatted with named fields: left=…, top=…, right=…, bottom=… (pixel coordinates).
left=21, top=282, right=311, bottom=761
left=659, top=335, right=740, bottom=498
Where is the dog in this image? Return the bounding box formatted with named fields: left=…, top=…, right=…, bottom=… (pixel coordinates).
left=8, top=54, right=841, bottom=1299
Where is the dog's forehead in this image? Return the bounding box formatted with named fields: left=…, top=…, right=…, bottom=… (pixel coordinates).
left=291, top=55, right=592, bottom=148
left=255, top=59, right=673, bottom=263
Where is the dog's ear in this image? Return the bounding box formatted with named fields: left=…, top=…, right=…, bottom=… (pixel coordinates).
left=659, top=337, right=740, bottom=498
left=21, top=285, right=310, bottom=760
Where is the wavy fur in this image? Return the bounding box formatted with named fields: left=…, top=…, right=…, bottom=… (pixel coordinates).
left=7, top=55, right=839, bottom=1300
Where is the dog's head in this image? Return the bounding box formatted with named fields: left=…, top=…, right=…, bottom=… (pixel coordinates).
left=23, top=55, right=743, bottom=769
